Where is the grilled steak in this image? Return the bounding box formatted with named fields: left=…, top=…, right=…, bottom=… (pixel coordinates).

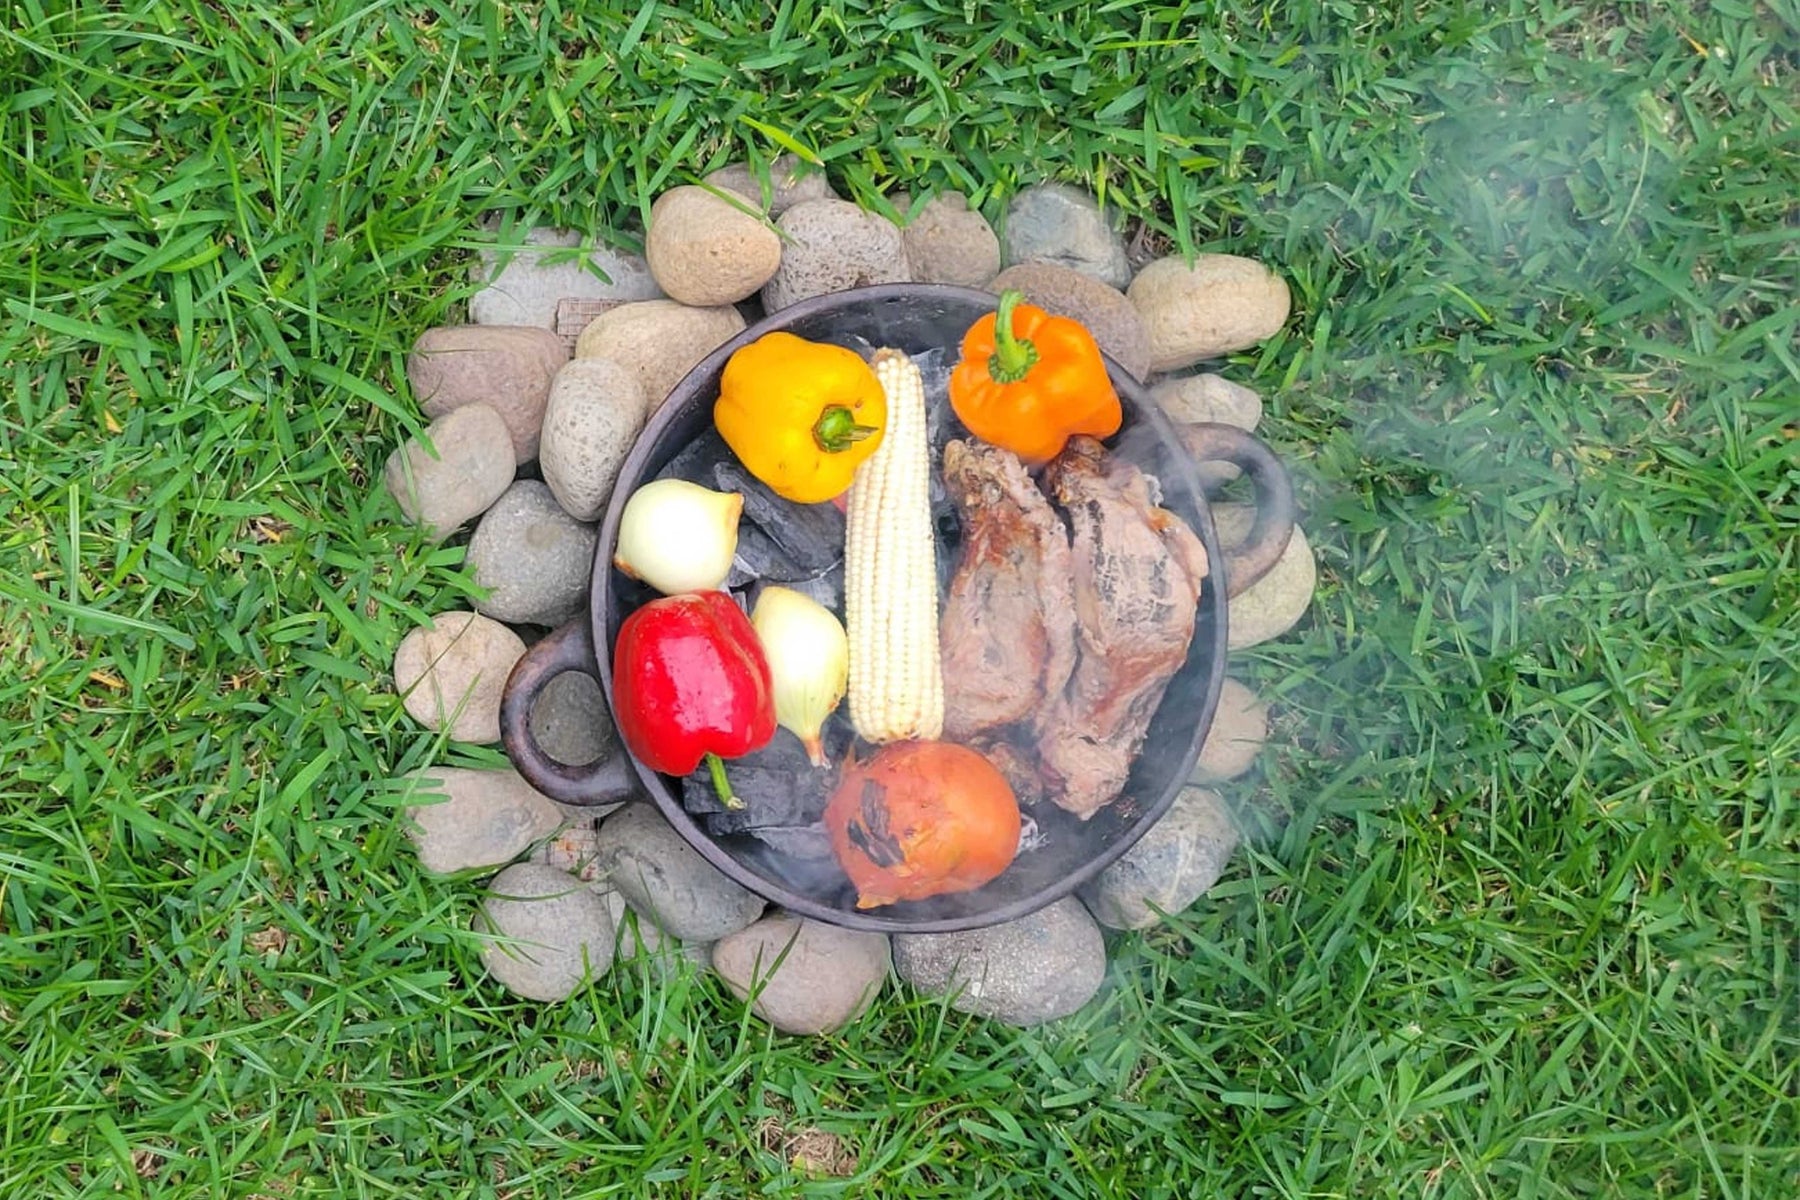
left=938, top=440, right=1078, bottom=740
left=1032, top=437, right=1209, bottom=819
left=935, top=435, right=1207, bottom=820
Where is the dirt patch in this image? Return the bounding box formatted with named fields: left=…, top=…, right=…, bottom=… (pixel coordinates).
left=757, top=1118, right=856, bottom=1177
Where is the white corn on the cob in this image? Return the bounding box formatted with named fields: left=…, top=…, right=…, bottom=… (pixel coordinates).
left=845, top=347, right=944, bottom=744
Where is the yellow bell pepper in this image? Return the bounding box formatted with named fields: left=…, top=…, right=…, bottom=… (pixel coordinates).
left=714, top=332, right=887, bottom=504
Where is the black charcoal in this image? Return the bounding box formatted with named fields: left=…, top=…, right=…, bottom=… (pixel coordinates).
left=729, top=523, right=809, bottom=584
left=680, top=720, right=853, bottom=833
left=713, top=460, right=844, bottom=574
left=656, top=428, right=732, bottom=485
left=747, top=823, right=837, bottom=861
left=754, top=569, right=844, bottom=616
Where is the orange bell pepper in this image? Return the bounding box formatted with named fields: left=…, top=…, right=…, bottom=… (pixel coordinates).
left=947, top=289, right=1122, bottom=465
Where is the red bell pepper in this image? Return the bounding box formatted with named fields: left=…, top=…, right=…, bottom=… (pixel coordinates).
left=611, top=590, right=776, bottom=807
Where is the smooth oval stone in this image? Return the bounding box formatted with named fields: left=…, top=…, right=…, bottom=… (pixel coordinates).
left=592, top=804, right=765, bottom=942
left=392, top=611, right=526, bottom=744
left=527, top=670, right=617, bottom=769
left=469, top=226, right=663, bottom=329
left=573, top=299, right=746, bottom=408
left=1002, top=183, right=1131, bottom=289
left=1151, top=373, right=1263, bottom=432
left=406, top=324, right=568, bottom=463
left=1192, top=679, right=1269, bottom=783
left=1128, top=254, right=1292, bottom=371
left=383, top=403, right=516, bottom=540
left=893, top=897, right=1105, bottom=1027
left=401, top=765, right=562, bottom=875
left=1213, top=504, right=1317, bottom=649
left=712, top=913, right=890, bottom=1035
left=1081, top=786, right=1239, bottom=930
left=646, top=185, right=782, bottom=306
left=903, top=191, right=1001, bottom=288
left=476, top=863, right=616, bottom=1001
left=464, top=481, right=598, bottom=627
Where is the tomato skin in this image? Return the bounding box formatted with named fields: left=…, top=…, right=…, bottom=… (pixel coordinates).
left=825, top=741, right=1022, bottom=909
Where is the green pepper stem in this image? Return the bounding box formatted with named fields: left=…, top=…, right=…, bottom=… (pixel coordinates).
left=987, top=289, right=1041, bottom=383
left=706, top=751, right=743, bottom=810
left=812, top=404, right=879, bottom=453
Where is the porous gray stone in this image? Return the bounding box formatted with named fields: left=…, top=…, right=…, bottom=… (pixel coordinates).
left=383, top=403, right=516, bottom=539
left=761, top=199, right=911, bottom=312
left=1128, top=254, right=1292, bottom=371
left=893, top=897, right=1105, bottom=1027
left=1002, top=183, right=1131, bottom=289
left=704, top=154, right=838, bottom=215
left=406, top=324, right=569, bottom=463
left=401, top=766, right=562, bottom=875
left=902, top=191, right=1001, bottom=287
left=645, top=186, right=783, bottom=306
left=392, top=611, right=526, bottom=744
left=470, top=226, right=663, bottom=329
left=712, top=914, right=889, bottom=1036
left=1081, top=786, right=1239, bottom=930
left=593, top=804, right=765, bottom=943
left=573, top=300, right=746, bottom=408
left=532, top=812, right=609, bottom=886
left=989, top=262, right=1151, bottom=380
left=464, top=481, right=599, bottom=627
left=475, top=863, right=616, bottom=1002
left=538, top=357, right=651, bottom=522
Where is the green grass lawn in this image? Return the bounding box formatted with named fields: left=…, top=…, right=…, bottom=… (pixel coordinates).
left=2, top=1, right=1795, bottom=1196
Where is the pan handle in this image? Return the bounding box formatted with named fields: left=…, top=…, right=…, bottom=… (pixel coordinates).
left=498, top=620, right=641, bottom=806
left=1179, top=423, right=1296, bottom=597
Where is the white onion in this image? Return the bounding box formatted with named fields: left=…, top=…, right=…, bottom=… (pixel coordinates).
left=751, top=585, right=848, bottom=767
left=612, top=479, right=742, bottom=595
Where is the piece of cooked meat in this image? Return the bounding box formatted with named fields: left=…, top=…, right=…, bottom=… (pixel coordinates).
left=972, top=734, right=1049, bottom=810
left=1033, top=436, right=1208, bottom=819
left=938, top=439, right=1078, bottom=740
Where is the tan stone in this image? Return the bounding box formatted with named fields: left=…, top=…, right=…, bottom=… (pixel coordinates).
left=391, top=611, right=526, bottom=743
left=645, top=186, right=782, bottom=306
left=1128, top=254, right=1291, bottom=371
left=573, top=300, right=746, bottom=408
left=405, top=325, right=568, bottom=462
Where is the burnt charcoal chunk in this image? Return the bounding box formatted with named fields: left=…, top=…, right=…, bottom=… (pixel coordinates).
left=686, top=750, right=822, bottom=822
left=657, top=429, right=732, bottom=485
left=703, top=798, right=822, bottom=837
left=746, top=823, right=836, bottom=861
left=680, top=720, right=853, bottom=833
left=729, top=523, right=810, bottom=585
left=755, top=568, right=844, bottom=617
left=713, top=460, right=844, bottom=573
left=725, top=558, right=759, bottom=591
